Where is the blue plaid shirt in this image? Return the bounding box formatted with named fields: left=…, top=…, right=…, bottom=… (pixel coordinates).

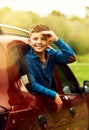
left=25, top=38, right=75, bottom=99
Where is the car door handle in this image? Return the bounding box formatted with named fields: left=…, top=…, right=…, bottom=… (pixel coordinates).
left=70, top=108, right=76, bottom=118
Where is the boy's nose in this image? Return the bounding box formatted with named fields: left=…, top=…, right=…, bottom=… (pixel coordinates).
left=37, top=39, right=42, bottom=43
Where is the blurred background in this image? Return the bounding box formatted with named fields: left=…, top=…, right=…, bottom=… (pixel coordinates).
left=0, top=0, right=89, bottom=85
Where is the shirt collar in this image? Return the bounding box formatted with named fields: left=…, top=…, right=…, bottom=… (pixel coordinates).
left=29, top=48, right=51, bottom=59
left=29, top=48, right=38, bottom=59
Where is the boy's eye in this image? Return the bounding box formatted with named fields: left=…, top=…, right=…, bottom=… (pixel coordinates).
left=33, top=37, right=38, bottom=40
left=41, top=37, right=47, bottom=40
left=32, top=37, right=47, bottom=41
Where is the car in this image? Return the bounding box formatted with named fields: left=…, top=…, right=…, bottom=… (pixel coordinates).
left=0, top=24, right=89, bottom=130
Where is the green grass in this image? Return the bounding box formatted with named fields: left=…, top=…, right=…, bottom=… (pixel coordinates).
left=69, top=62, right=89, bottom=86
left=77, top=54, right=89, bottom=62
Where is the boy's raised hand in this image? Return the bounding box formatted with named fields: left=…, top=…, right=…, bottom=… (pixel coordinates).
left=42, top=31, right=58, bottom=42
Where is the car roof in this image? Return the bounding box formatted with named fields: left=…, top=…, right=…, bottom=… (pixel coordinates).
left=0, top=24, right=29, bottom=45
left=0, top=24, right=29, bottom=35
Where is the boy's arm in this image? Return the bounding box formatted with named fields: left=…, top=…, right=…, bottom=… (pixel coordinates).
left=42, top=30, right=76, bottom=63
left=32, top=79, right=62, bottom=111
left=53, top=38, right=76, bottom=63
left=31, top=78, right=57, bottom=99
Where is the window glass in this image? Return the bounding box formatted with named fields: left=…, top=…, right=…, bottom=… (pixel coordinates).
left=54, top=64, right=80, bottom=94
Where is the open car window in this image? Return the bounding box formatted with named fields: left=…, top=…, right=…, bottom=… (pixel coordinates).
left=53, top=64, right=81, bottom=94
left=6, top=39, right=81, bottom=95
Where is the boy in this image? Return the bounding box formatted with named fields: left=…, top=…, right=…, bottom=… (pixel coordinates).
left=25, top=24, right=76, bottom=111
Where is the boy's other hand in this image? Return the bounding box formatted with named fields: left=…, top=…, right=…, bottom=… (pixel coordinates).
left=54, top=93, right=62, bottom=112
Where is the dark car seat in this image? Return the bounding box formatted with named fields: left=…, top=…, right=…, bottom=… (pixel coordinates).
left=7, top=40, right=32, bottom=91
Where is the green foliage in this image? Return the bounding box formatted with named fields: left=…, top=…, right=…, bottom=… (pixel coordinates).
left=77, top=54, right=89, bottom=62
left=1, top=10, right=41, bottom=29
left=69, top=15, right=83, bottom=21
left=0, top=7, right=12, bottom=23
left=0, top=7, right=89, bottom=55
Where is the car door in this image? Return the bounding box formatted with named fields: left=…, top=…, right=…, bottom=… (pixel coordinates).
left=54, top=64, right=89, bottom=130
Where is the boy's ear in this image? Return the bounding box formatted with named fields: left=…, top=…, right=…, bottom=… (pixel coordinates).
left=28, top=38, right=30, bottom=42
left=28, top=38, right=31, bottom=45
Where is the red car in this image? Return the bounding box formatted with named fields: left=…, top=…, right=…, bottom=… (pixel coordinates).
left=0, top=24, right=89, bottom=130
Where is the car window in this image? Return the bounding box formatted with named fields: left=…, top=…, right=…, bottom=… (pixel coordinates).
left=54, top=64, right=80, bottom=94
left=6, top=40, right=80, bottom=95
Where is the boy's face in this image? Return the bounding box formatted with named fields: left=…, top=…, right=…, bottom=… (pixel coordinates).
left=28, top=31, right=50, bottom=53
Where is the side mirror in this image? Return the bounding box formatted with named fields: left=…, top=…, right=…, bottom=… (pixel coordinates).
left=83, top=80, right=89, bottom=94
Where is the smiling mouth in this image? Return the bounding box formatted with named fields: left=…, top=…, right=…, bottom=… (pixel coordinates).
left=36, top=46, right=44, bottom=49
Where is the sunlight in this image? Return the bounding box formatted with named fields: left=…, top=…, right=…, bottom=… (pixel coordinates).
left=0, top=0, right=89, bottom=17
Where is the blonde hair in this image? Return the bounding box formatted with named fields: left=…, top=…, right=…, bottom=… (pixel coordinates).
left=29, top=24, right=49, bottom=35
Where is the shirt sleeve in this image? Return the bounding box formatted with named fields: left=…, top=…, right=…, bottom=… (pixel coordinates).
left=32, top=81, right=56, bottom=99
left=53, top=38, right=76, bottom=64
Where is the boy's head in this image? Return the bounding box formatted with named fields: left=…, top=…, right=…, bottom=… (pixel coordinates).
left=29, top=24, right=49, bottom=36
left=28, top=24, right=51, bottom=54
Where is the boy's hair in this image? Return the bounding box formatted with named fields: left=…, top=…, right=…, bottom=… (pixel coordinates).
left=29, top=24, right=49, bottom=35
